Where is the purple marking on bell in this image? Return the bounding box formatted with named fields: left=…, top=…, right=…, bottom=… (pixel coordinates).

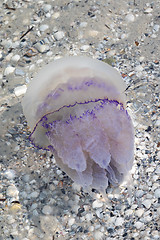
left=40, top=79, right=119, bottom=111
left=48, top=145, right=55, bottom=152
left=29, top=97, right=130, bottom=150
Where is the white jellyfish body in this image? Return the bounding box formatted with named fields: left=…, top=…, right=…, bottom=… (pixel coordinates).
left=22, top=56, right=134, bottom=193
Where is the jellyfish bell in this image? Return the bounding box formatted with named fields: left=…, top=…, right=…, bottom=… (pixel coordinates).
left=22, top=56, right=134, bottom=194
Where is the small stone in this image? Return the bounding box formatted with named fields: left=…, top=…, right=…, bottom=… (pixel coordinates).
left=72, top=182, right=81, bottom=192
left=46, top=12, right=51, bottom=17
left=22, top=174, right=30, bottom=182
left=157, top=207, right=160, bottom=215
left=40, top=216, right=59, bottom=235
left=11, top=54, right=20, bottom=62
left=39, top=24, right=49, bottom=32
left=89, top=30, right=99, bottom=37
left=1, top=39, right=13, bottom=49
left=30, top=203, right=38, bottom=210
left=56, top=169, right=62, bottom=175
left=155, top=119, right=160, bottom=126
left=125, top=209, right=133, bottom=216
left=4, top=66, right=15, bottom=75
left=6, top=185, right=19, bottom=197
left=155, top=166, right=160, bottom=174
left=151, top=34, right=157, bottom=38
left=151, top=231, right=159, bottom=240
left=14, top=145, right=20, bottom=151
left=146, top=167, right=154, bottom=173
left=89, top=226, right=94, bottom=232
left=42, top=205, right=53, bottom=215
left=92, top=200, right=103, bottom=209
left=35, top=43, right=48, bottom=53
left=80, top=45, right=90, bottom=51
left=15, top=68, right=25, bottom=76
left=107, top=49, right=116, bottom=57
left=135, top=65, right=143, bottom=72
left=135, top=209, right=144, bottom=217
left=14, top=85, right=27, bottom=97
left=154, top=188, right=160, bottom=198
left=79, top=22, right=88, bottom=27
left=4, top=169, right=16, bottom=180
left=144, top=8, right=153, bottom=14
left=125, top=13, right=135, bottom=22
left=7, top=216, right=15, bottom=225
left=120, top=33, right=127, bottom=39
left=96, top=209, right=103, bottom=219
left=142, top=199, right=152, bottom=209
left=153, top=25, right=159, bottom=32
left=43, top=4, right=52, bottom=12
left=94, top=231, right=103, bottom=240
left=115, top=217, right=124, bottom=226
left=139, top=56, right=145, bottom=62
left=136, top=190, right=145, bottom=198
left=29, top=191, right=39, bottom=198
left=54, top=31, right=65, bottom=40
left=85, top=213, right=93, bottom=221
left=68, top=217, right=75, bottom=226
left=52, top=12, right=60, bottom=19
left=134, top=221, right=144, bottom=229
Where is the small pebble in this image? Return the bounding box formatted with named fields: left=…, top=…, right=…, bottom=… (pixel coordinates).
left=80, top=45, right=90, bottom=51
left=125, top=209, right=133, bottom=216
left=14, top=85, right=27, bottom=97
left=135, top=65, right=143, bottom=72
left=142, top=199, right=152, bottom=209
left=11, top=55, right=20, bottom=62
left=52, top=12, right=60, bottom=19
left=6, top=185, right=19, bottom=197
left=34, top=43, right=49, bottom=53
left=1, top=39, right=13, bottom=49
left=39, top=24, right=49, bottom=32
left=89, top=30, right=99, bottom=37
left=29, top=191, right=39, bottom=198
left=79, top=22, right=88, bottom=28
left=154, top=188, right=160, bottom=198
left=146, top=167, right=154, bottom=173
left=115, top=217, right=124, bottom=226
left=4, top=66, right=15, bottom=75
left=151, top=34, right=157, bottom=38
left=15, top=68, right=25, bottom=76
left=155, top=119, right=160, bottom=126
left=94, top=231, right=104, bottom=240
left=68, top=217, right=75, bottom=226
left=136, top=190, right=145, bottom=198
left=125, top=13, right=135, bottom=22
left=144, top=8, right=153, bottom=14
left=42, top=205, right=53, bottom=215
left=22, top=174, right=30, bottom=182
left=92, top=200, right=103, bottom=209
left=43, top=4, right=52, bottom=12
left=153, top=25, right=159, bottom=32
left=85, top=213, right=93, bottom=221
left=54, top=31, right=65, bottom=40
left=96, top=209, right=103, bottom=219
left=135, top=208, right=144, bottom=217
left=30, top=203, right=38, bottom=210
left=134, top=221, right=144, bottom=229
left=4, top=169, right=16, bottom=180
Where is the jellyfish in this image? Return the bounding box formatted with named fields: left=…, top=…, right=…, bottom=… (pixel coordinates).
left=22, top=56, right=134, bottom=194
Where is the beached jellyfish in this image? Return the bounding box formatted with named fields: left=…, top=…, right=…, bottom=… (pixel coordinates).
left=22, top=56, right=134, bottom=194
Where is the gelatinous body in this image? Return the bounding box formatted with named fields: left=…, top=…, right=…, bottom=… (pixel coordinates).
left=22, top=56, right=134, bottom=193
